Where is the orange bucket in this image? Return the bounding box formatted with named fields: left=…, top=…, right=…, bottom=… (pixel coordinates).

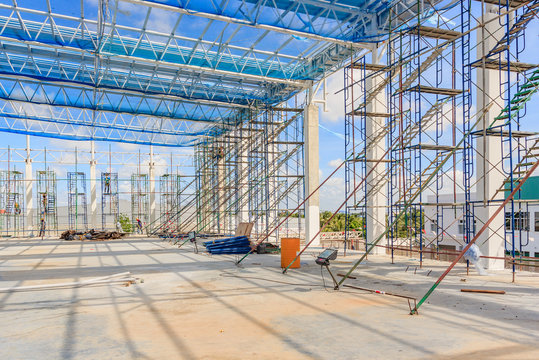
left=281, top=237, right=300, bottom=269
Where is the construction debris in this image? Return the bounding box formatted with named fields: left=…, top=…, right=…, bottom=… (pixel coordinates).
left=256, top=242, right=280, bottom=254
left=60, top=230, right=126, bottom=241
left=156, top=231, right=185, bottom=239
left=203, top=236, right=251, bottom=254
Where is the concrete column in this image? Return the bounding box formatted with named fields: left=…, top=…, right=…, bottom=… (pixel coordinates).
left=304, top=104, right=320, bottom=246
left=24, top=135, right=34, bottom=233
left=217, top=149, right=226, bottom=233
left=266, top=129, right=277, bottom=242
left=238, top=137, right=250, bottom=224
left=366, top=49, right=388, bottom=255
left=149, top=145, right=156, bottom=227
left=90, top=141, right=97, bottom=229
left=196, top=145, right=208, bottom=232
left=475, top=5, right=507, bottom=270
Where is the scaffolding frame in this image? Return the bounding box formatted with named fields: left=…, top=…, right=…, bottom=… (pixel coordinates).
left=0, top=170, right=24, bottom=235
left=131, top=173, right=149, bottom=233
left=36, top=170, right=58, bottom=234
left=101, top=172, right=119, bottom=230
left=189, top=107, right=304, bottom=243
left=159, top=174, right=182, bottom=232
left=67, top=172, right=87, bottom=231
left=341, top=0, right=539, bottom=279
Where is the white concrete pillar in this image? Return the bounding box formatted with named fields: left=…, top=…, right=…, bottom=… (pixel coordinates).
left=24, top=135, right=34, bottom=233
left=90, top=141, right=97, bottom=229
left=266, top=128, right=277, bottom=242
left=304, top=104, right=320, bottom=246
left=217, top=148, right=226, bottom=233
left=366, top=49, right=388, bottom=255
left=238, top=137, right=250, bottom=224
left=149, top=145, right=156, bottom=227
left=475, top=5, right=507, bottom=270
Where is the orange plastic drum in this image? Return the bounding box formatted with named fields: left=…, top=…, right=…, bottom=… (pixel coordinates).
left=280, top=237, right=300, bottom=269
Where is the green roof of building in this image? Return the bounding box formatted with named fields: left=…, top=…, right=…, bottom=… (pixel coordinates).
left=505, top=175, right=539, bottom=200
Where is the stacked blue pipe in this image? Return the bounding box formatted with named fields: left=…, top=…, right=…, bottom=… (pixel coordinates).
left=203, top=236, right=251, bottom=254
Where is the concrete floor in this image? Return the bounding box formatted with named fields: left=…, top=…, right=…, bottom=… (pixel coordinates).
left=0, top=237, right=538, bottom=359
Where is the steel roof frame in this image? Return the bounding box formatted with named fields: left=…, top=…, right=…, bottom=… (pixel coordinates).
left=0, top=0, right=443, bottom=146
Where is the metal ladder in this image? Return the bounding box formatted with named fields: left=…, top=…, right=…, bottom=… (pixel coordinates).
left=494, top=68, right=539, bottom=123
left=487, top=1, right=539, bottom=58
left=492, top=136, right=539, bottom=200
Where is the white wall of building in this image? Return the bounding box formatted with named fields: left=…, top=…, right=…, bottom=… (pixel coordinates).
left=424, top=193, right=539, bottom=257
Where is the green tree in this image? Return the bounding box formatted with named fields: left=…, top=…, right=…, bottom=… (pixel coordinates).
left=118, top=213, right=132, bottom=233
left=389, top=209, right=424, bottom=238
left=319, top=211, right=365, bottom=233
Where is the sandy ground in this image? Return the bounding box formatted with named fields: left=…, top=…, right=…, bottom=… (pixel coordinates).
left=0, top=237, right=538, bottom=359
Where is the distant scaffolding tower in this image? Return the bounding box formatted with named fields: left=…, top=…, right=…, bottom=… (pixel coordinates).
left=0, top=170, right=24, bottom=235
left=68, top=172, right=88, bottom=231
left=131, top=173, right=149, bottom=229
left=101, top=172, right=119, bottom=230
left=159, top=174, right=181, bottom=231
left=36, top=170, right=58, bottom=233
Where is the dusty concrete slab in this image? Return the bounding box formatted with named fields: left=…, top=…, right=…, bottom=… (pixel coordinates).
left=0, top=237, right=538, bottom=359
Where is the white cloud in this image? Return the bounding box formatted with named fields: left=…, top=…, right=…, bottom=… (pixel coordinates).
left=146, top=8, right=177, bottom=35
left=319, top=70, right=345, bottom=123
left=328, top=158, right=343, bottom=168
left=117, top=142, right=140, bottom=151
left=320, top=176, right=345, bottom=210
left=119, top=180, right=130, bottom=194
left=47, top=138, right=93, bottom=151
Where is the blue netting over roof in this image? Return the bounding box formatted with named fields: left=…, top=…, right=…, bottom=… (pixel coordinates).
left=0, top=0, right=452, bottom=146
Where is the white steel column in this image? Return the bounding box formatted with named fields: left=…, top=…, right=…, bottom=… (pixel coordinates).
left=476, top=5, right=506, bottom=270
left=366, top=48, right=388, bottom=255
left=149, top=145, right=156, bottom=227
left=304, top=103, right=320, bottom=246
left=90, top=141, right=97, bottom=229
left=24, top=135, right=34, bottom=233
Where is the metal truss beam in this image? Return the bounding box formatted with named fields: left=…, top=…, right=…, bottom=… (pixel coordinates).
left=0, top=8, right=310, bottom=84
left=0, top=74, right=247, bottom=124
left=0, top=124, right=201, bottom=147
left=0, top=99, right=224, bottom=138
left=0, top=104, right=215, bottom=147
left=0, top=0, right=445, bottom=146
left=0, top=43, right=291, bottom=105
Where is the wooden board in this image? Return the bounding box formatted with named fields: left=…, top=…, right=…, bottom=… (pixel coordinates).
left=235, top=222, right=254, bottom=237
left=461, top=289, right=506, bottom=294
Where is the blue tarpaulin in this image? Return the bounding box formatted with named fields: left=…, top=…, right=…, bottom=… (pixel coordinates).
left=204, top=236, right=252, bottom=254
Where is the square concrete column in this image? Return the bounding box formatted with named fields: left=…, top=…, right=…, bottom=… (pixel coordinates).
left=25, top=136, right=34, bottom=233
left=90, top=141, right=97, bottom=230
left=197, top=146, right=211, bottom=232
left=304, top=104, right=320, bottom=246
left=238, top=140, right=250, bottom=224
left=365, top=50, right=388, bottom=255
left=475, top=5, right=507, bottom=270
left=149, top=146, right=156, bottom=227
left=266, top=130, right=278, bottom=242
left=217, top=153, right=226, bottom=233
